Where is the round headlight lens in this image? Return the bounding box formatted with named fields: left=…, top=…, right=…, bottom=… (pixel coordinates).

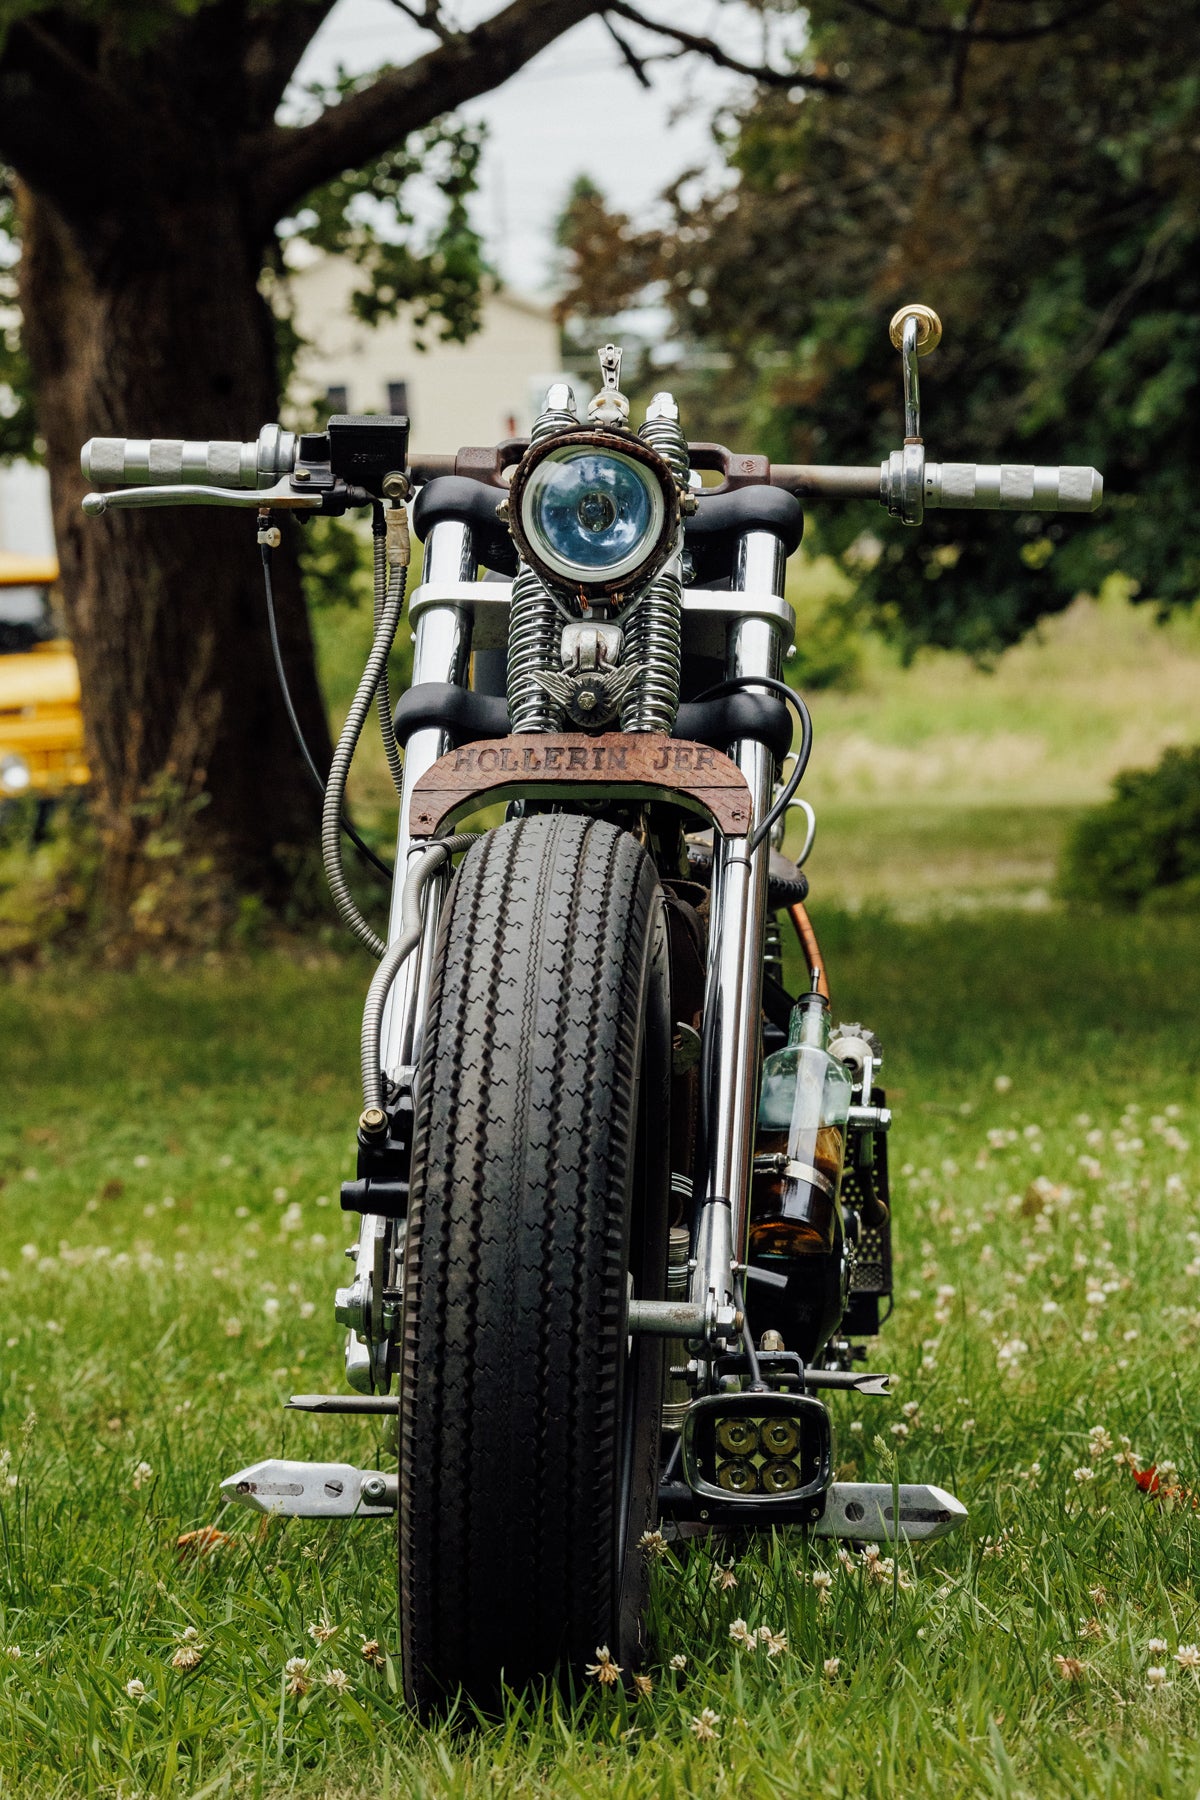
left=521, top=446, right=666, bottom=584
left=0, top=753, right=32, bottom=795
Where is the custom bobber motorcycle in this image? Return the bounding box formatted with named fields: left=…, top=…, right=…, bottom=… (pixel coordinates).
left=81, top=307, right=1103, bottom=1710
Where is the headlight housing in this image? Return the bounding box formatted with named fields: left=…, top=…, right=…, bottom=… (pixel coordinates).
left=507, top=430, right=680, bottom=601
left=0, top=753, right=32, bottom=796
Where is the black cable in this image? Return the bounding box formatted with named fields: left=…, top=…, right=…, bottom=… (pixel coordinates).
left=260, top=538, right=394, bottom=880
left=688, top=674, right=813, bottom=851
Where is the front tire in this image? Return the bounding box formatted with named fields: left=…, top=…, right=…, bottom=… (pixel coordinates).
left=399, top=814, right=671, bottom=1711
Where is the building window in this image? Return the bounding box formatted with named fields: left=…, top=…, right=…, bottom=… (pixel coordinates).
left=387, top=381, right=410, bottom=419
left=324, top=385, right=349, bottom=417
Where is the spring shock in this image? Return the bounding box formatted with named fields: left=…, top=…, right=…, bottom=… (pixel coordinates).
left=620, top=393, right=688, bottom=734
left=506, top=385, right=579, bottom=733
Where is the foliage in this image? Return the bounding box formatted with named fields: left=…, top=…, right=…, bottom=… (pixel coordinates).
left=295, top=515, right=375, bottom=613
left=0, top=168, right=35, bottom=460
left=283, top=82, right=489, bottom=350
left=1059, top=745, right=1200, bottom=914
left=1, top=908, right=1199, bottom=1790
left=558, top=0, right=1200, bottom=656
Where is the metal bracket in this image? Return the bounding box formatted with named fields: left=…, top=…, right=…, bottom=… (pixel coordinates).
left=220, top=1458, right=397, bottom=1518
left=813, top=1480, right=967, bottom=1543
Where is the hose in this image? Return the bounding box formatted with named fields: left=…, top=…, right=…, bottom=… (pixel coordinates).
left=360, top=832, right=480, bottom=1110
left=788, top=899, right=829, bottom=1001
left=372, top=510, right=406, bottom=799
left=322, top=561, right=407, bottom=958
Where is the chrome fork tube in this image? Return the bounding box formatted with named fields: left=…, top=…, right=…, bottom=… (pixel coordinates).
left=379, top=521, right=475, bottom=1081
left=690, top=530, right=788, bottom=1347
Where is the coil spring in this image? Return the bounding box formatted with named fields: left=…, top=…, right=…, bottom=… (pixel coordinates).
left=638, top=401, right=690, bottom=487
left=620, top=566, right=682, bottom=733
left=507, top=564, right=562, bottom=732
left=620, top=399, right=689, bottom=733
left=506, top=390, right=579, bottom=732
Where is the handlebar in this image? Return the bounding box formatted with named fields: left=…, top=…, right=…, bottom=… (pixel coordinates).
left=81, top=424, right=297, bottom=491
left=80, top=425, right=1103, bottom=521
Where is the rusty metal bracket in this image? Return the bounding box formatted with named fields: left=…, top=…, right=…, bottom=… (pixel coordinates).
left=408, top=733, right=754, bottom=839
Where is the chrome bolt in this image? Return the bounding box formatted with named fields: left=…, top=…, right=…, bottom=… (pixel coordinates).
left=361, top=1474, right=387, bottom=1503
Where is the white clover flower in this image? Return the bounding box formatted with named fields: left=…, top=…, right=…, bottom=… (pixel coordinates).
left=132, top=1461, right=153, bottom=1490
left=690, top=1708, right=720, bottom=1740
left=1147, top=1666, right=1168, bottom=1688
left=1072, top=1466, right=1096, bottom=1485
left=322, top=1667, right=350, bottom=1693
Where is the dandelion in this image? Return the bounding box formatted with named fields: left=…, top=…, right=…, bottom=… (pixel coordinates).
left=1147, top=1666, right=1168, bottom=1689
left=1148, top=1638, right=1170, bottom=1657
left=124, top=1677, right=148, bottom=1701
left=712, top=1562, right=738, bottom=1592
left=359, top=1638, right=385, bottom=1670
left=1072, top=1467, right=1096, bottom=1485
left=729, top=1618, right=756, bottom=1649
left=638, top=1529, right=669, bottom=1559
left=307, top=1616, right=338, bottom=1644
left=585, top=1645, right=622, bottom=1686
left=284, top=1656, right=311, bottom=1696
left=322, top=1668, right=350, bottom=1694
left=633, top=1672, right=653, bottom=1699
left=132, top=1461, right=153, bottom=1490
left=1053, top=1656, right=1086, bottom=1682
left=690, top=1707, right=720, bottom=1741
left=669, top=1653, right=687, bottom=1672
left=822, top=1657, right=841, bottom=1678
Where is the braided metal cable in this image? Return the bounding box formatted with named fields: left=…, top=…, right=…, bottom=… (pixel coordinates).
left=321, top=561, right=406, bottom=958
left=373, top=521, right=405, bottom=798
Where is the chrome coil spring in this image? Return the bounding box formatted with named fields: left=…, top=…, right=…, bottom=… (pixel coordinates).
left=507, top=564, right=562, bottom=731
left=620, top=394, right=689, bottom=733
left=506, top=386, right=579, bottom=732
left=638, top=395, right=690, bottom=487
left=620, top=565, right=682, bottom=733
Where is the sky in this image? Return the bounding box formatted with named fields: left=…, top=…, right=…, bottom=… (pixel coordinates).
left=295, top=2, right=802, bottom=296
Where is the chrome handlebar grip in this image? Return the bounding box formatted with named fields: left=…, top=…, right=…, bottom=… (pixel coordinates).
left=80, top=423, right=297, bottom=490
left=924, top=461, right=1103, bottom=513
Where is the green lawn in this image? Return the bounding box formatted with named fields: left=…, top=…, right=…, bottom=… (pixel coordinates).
left=2, top=907, right=1199, bottom=1796
left=3, top=569, right=1199, bottom=1792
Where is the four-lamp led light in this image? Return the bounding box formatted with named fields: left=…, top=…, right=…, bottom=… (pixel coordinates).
left=506, top=430, right=681, bottom=602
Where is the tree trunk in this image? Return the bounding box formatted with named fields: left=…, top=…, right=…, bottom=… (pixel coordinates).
left=17, top=179, right=333, bottom=938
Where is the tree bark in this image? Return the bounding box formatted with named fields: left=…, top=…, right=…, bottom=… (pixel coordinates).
left=17, top=179, right=332, bottom=931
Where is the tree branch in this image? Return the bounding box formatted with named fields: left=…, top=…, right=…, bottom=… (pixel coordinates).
left=249, top=0, right=606, bottom=231
left=602, top=15, right=654, bottom=89
left=0, top=21, right=147, bottom=211
left=605, top=2, right=846, bottom=92
left=240, top=0, right=343, bottom=130
left=837, top=0, right=1106, bottom=44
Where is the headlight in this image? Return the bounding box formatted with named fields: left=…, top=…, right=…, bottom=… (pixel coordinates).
left=0, top=753, right=32, bottom=795
left=507, top=430, right=680, bottom=601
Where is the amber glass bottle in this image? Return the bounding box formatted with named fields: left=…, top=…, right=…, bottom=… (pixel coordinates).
left=750, top=990, right=852, bottom=1258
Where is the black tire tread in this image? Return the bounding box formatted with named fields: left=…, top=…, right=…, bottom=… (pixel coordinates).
left=399, top=813, right=664, bottom=1708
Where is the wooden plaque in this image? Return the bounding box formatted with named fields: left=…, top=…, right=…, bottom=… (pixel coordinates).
left=409, top=733, right=753, bottom=838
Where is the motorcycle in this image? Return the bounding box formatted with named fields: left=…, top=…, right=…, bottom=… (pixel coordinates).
left=80, top=305, right=1103, bottom=1711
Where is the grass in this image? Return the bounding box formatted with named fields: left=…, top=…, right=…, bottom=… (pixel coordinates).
left=3, top=566, right=1199, bottom=1792
left=2, top=908, right=1199, bottom=1796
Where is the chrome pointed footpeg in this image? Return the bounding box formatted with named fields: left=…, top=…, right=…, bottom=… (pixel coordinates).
left=813, top=1480, right=966, bottom=1543
left=220, top=1458, right=396, bottom=1518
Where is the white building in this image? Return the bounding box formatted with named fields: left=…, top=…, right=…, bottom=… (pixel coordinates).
left=285, top=254, right=565, bottom=450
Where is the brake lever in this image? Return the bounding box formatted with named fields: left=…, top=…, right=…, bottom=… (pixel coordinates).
left=82, top=475, right=324, bottom=516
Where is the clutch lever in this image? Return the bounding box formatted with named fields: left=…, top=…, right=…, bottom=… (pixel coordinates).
left=82, top=476, right=326, bottom=516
